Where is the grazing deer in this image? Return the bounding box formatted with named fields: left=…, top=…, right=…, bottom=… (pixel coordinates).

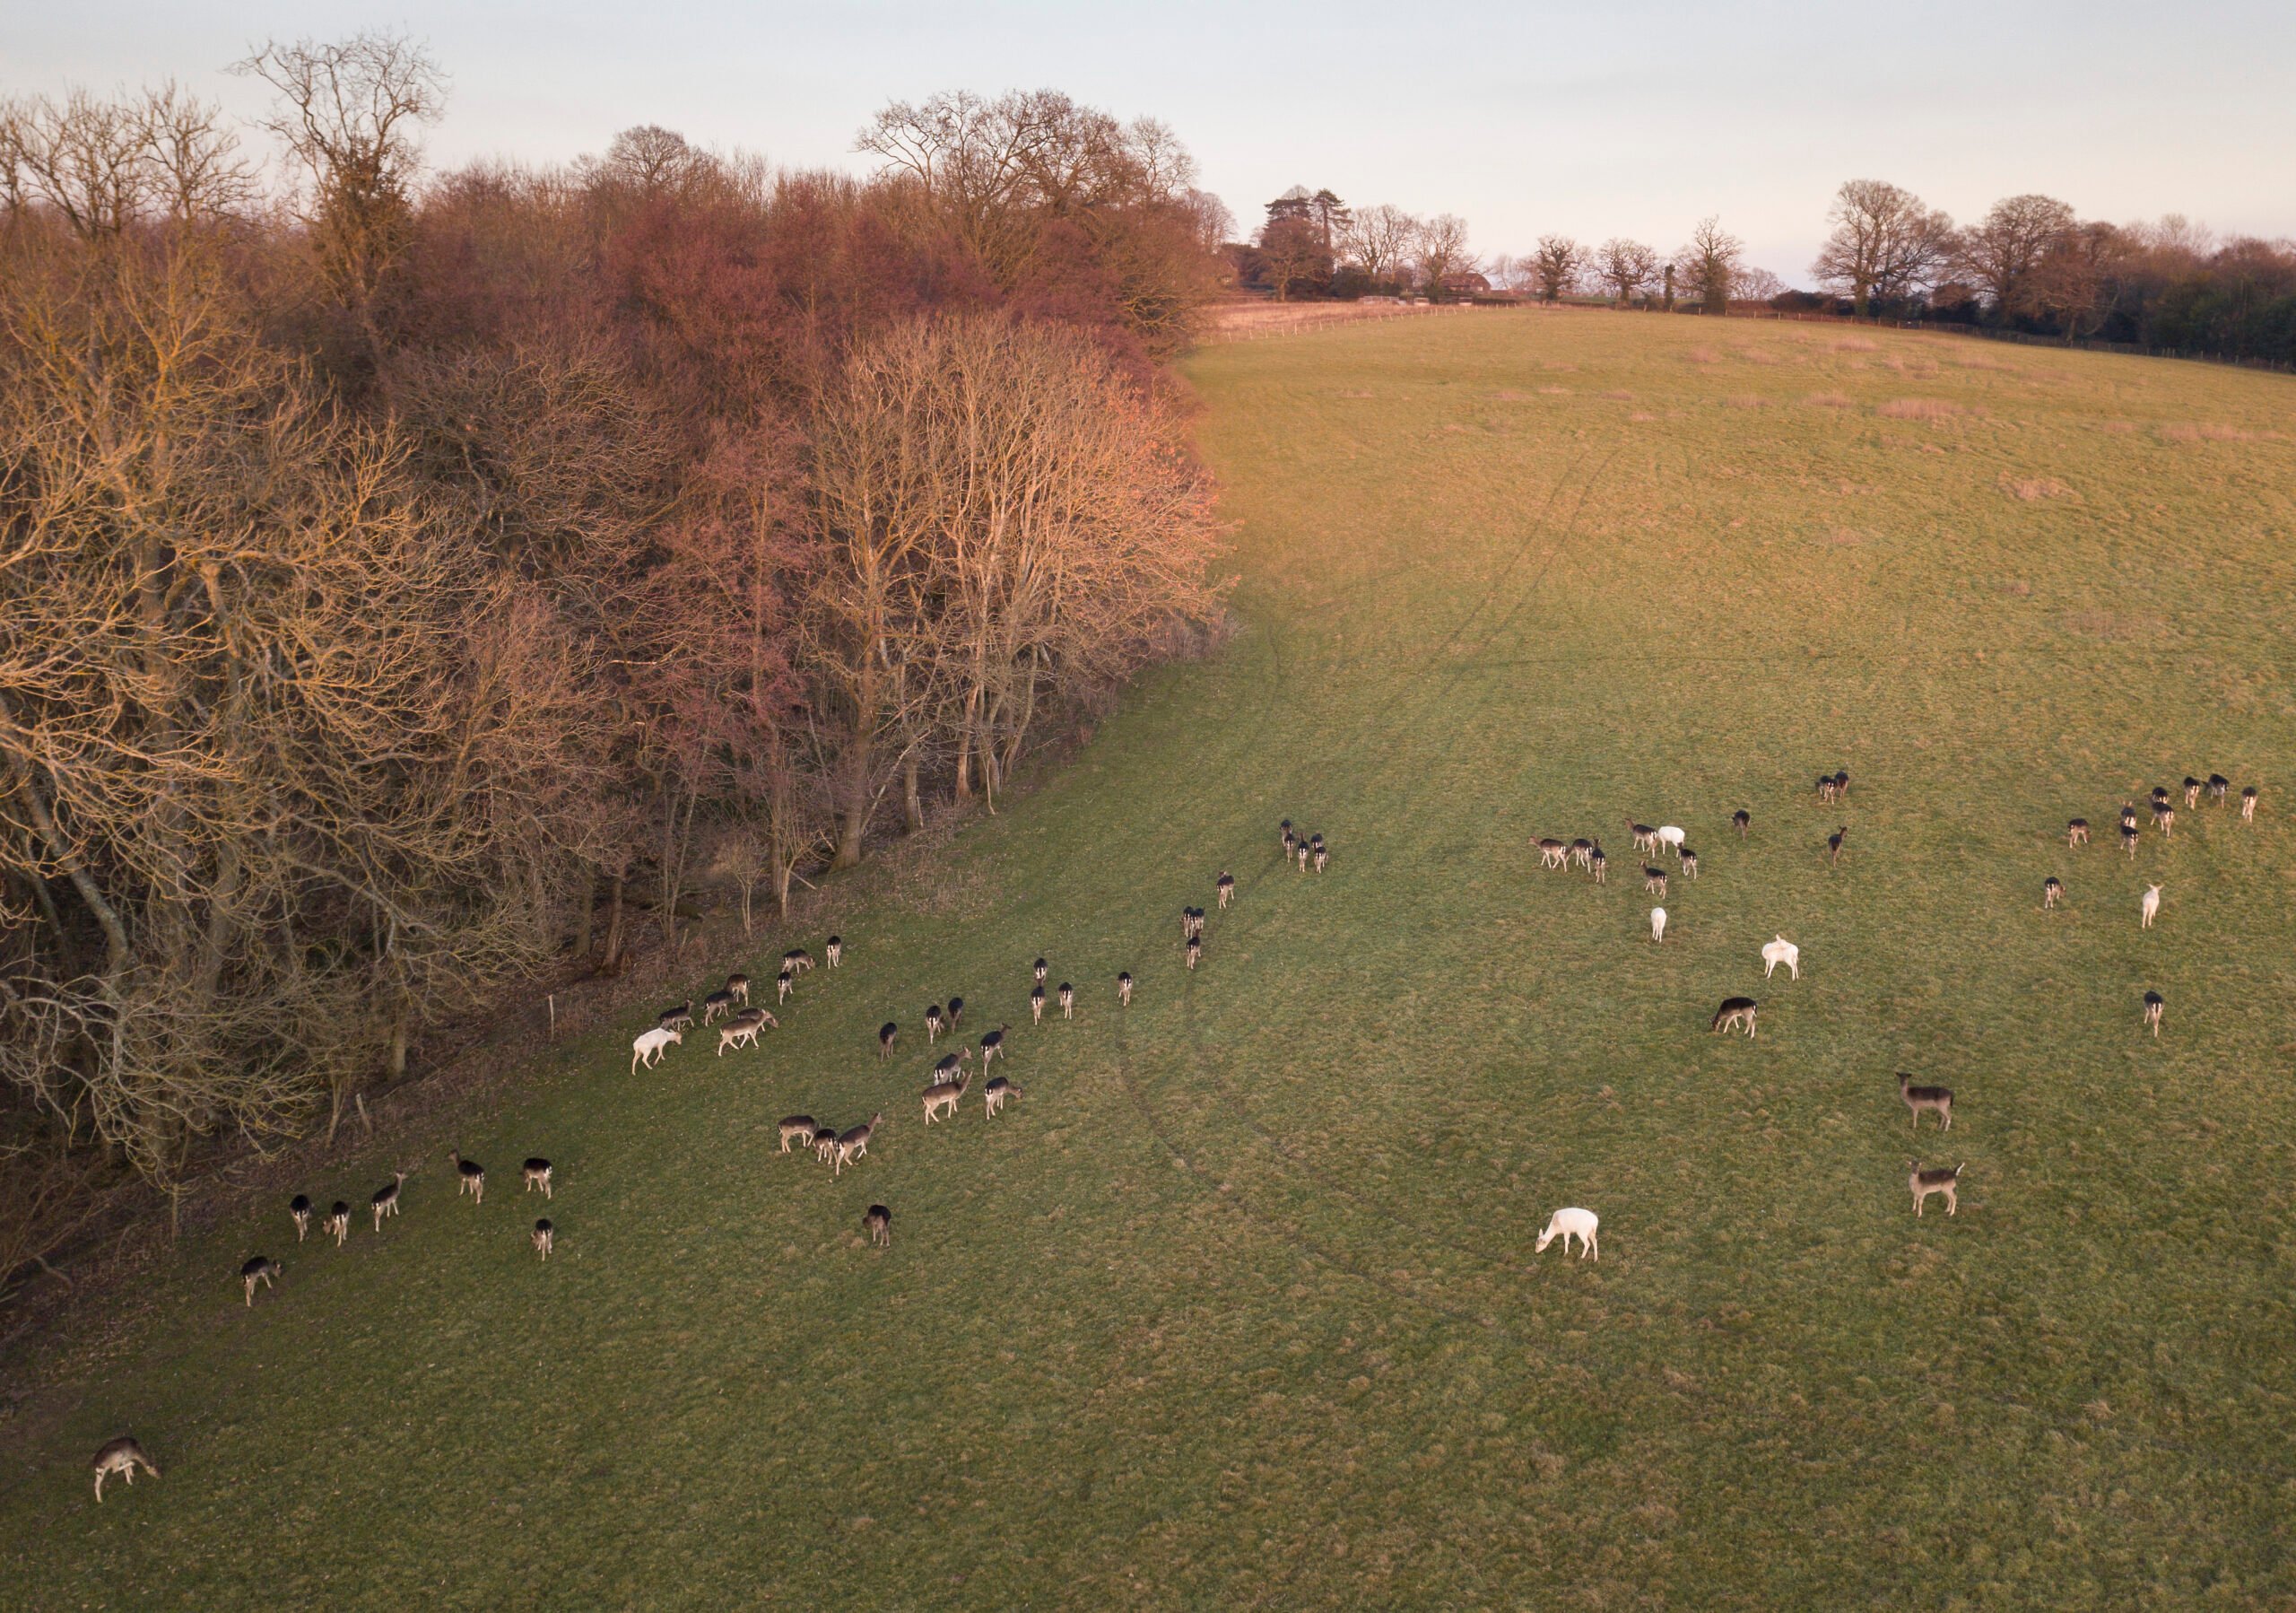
left=1899, top=1074, right=1953, bottom=1131
left=1280, top=818, right=1296, bottom=854
left=813, top=1126, right=840, bottom=1164
left=448, top=1150, right=485, bottom=1206
left=1643, top=866, right=1668, bottom=897
left=531, top=1219, right=553, bottom=1260
left=1186, top=936, right=1203, bottom=971
left=657, top=1000, right=694, bottom=1032
left=370, top=1171, right=407, bottom=1232
left=2120, top=822, right=2140, bottom=858
left=323, top=1201, right=350, bottom=1247
left=1538, top=838, right=1569, bottom=870
left=777, top=968, right=795, bottom=1004
left=924, top=1075, right=968, bottom=1123
left=1181, top=908, right=1205, bottom=941
left=1733, top=808, right=1751, bottom=838
left=1034, top=957, right=1049, bottom=985
left=865, top=1205, right=891, bottom=1247
left=984, top=1076, right=1022, bottom=1118
left=1833, top=770, right=1851, bottom=799
left=1817, top=773, right=1838, bottom=804
left=2184, top=777, right=2202, bottom=809
left=778, top=1116, right=818, bottom=1153
left=2205, top=775, right=2228, bottom=805
left=1059, top=982, right=1074, bottom=1019
left=785, top=946, right=816, bottom=976
left=2143, top=990, right=2165, bottom=1037
left=631, top=1026, right=682, bottom=1073
left=2044, top=876, right=2064, bottom=909
left=718, top=1009, right=770, bottom=1056
left=931, top=1051, right=970, bottom=1086
left=2140, top=883, right=2162, bottom=929
left=2242, top=786, right=2258, bottom=821
left=978, top=1025, right=1011, bottom=1068
left=1827, top=826, right=1848, bottom=865
left=948, top=997, right=966, bottom=1027
left=878, top=1022, right=899, bottom=1059
left=726, top=973, right=751, bottom=1007
left=1627, top=820, right=1657, bottom=855
left=1297, top=841, right=1312, bottom=873
left=522, top=1158, right=553, bottom=1198
left=1761, top=936, right=1799, bottom=980
left=1589, top=843, right=1606, bottom=884
left=1909, top=1162, right=1962, bottom=1217
left=1570, top=838, right=1593, bottom=870
left=1534, top=1207, right=1598, bottom=1260
left=290, top=1194, right=312, bottom=1242
left=833, top=1114, right=882, bottom=1175
left=1314, top=841, right=1329, bottom=874
left=700, top=989, right=736, bottom=1026
left=2119, top=802, right=2140, bottom=832
left=1679, top=848, right=1699, bottom=880
left=1218, top=873, right=1236, bottom=908
left=926, top=1005, right=945, bottom=1042
left=1710, top=998, right=1758, bottom=1037
left=2152, top=800, right=2174, bottom=838
left=1657, top=824, right=1686, bottom=856
left=91, top=1437, right=160, bottom=1503
left=240, top=1254, right=282, bottom=1306
left=2066, top=818, right=2089, bottom=847
left=2151, top=785, right=2170, bottom=807
left=826, top=936, right=843, bottom=968
left=1649, top=906, right=1666, bottom=943
left=1031, top=985, right=1047, bottom=1024
left=1118, top=971, right=1134, bottom=1006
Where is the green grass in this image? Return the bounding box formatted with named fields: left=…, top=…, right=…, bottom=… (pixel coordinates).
left=5, top=310, right=2296, bottom=1608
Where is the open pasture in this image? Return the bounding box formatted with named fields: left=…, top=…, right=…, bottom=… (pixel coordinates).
left=4, top=310, right=2294, bottom=1607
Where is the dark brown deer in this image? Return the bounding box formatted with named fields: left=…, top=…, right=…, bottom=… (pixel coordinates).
left=290, top=1194, right=312, bottom=1242
left=834, top=1114, right=883, bottom=1175
left=865, top=1205, right=891, bottom=1247
left=1709, top=998, right=1758, bottom=1037
left=522, top=1158, right=553, bottom=1199
left=240, top=1254, right=282, bottom=1307
left=1898, top=1074, right=1952, bottom=1131
left=91, top=1437, right=160, bottom=1503
left=532, top=1219, right=554, bottom=1260
left=370, top=1170, right=408, bottom=1233
left=448, top=1150, right=485, bottom=1206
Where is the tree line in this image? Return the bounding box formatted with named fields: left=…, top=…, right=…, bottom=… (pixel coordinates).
left=1800, top=181, right=2296, bottom=360
left=0, top=36, right=1228, bottom=1245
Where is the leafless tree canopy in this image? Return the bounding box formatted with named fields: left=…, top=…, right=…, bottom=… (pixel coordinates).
left=1811, top=180, right=1958, bottom=315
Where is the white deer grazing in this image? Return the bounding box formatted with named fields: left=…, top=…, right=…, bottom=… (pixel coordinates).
left=1656, top=824, right=1686, bottom=856
left=2140, top=884, right=2162, bottom=929
left=1535, top=1208, right=1599, bottom=1260
left=1649, top=907, right=1667, bottom=943
left=630, top=1025, right=682, bottom=1072
left=1761, top=936, right=1800, bottom=980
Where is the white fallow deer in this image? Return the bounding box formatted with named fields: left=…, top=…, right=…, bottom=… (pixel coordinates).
left=1534, top=1208, right=1599, bottom=1260
left=1761, top=936, right=1800, bottom=981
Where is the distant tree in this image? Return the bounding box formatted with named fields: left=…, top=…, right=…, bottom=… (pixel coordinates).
left=1676, top=216, right=1743, bottom=314
left=1309, top=187, right=1350, bottom=249
left=1812, top=180, right=1957, bottom=316
left=1256, top=211, right=1329, bottom=301
left=2031, top=219, right=2126, bottom=341
left=1532, top=235, right=1584, bottom=301
left=236, top=30, right=449, bottom=355
left=596, top=124, right=706, bottom=191
left=1264, top=185, right=1315, bottom=231
left=1413, top=213, right=1474, bottom=298
left=1732, top=265, right=1787, bottom=302
left=1339, top=203, right=1418, bottom=292
left=1595, top=237, right=1658, bottom=307
left=1957, top=193, right=2075, bottom=321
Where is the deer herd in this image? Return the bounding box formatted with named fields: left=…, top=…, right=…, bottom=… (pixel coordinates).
left=91, top=753, right=2266, bottom=1502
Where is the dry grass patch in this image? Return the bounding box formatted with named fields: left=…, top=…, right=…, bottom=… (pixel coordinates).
left=2063, top=608, right=2169, bottom=641
left=1538, top=385, right=1571, bottom=396
left=1724, top=395, right=1770, bottom=409
left=2160, top=422, right=2257, bottom=443
left=1599, top=388, right=1635, bottom=400
left=1999, top=474, right=2076, bottom=501
left=1832, top=336, right=1877, bottom=353
left=1684, top=346, right=1720, bottom=364
left=2097, top=420, right=2138, bottom=434
left=1805, top=391, right=1855, bottom=408
left=1876, top=398, right=1978, bottom=422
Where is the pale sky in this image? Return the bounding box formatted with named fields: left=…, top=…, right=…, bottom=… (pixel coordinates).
left=9, top=1, right=2294, bottom=285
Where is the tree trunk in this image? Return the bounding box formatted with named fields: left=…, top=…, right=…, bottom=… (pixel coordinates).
left=571, top=873, right=594, bottom=963
left=903, top=755, right=925, bottom=833
left=603, top=875, right=626, bottom=972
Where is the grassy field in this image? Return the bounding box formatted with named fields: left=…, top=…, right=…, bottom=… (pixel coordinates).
left=4, top=309, right=2295, bottom=1609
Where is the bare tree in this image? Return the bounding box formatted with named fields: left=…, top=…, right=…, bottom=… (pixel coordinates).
left=1732, top=265, right=1787, bottom=302
left=134, top=83, right=258, bottom=222
left=235, top=31, right=448, bottom=349
left=1594, top=238, right=1658, bottom=307
left=1957, top=193, right=2075, bottom=321
left=1532, top=235, right=1583, bottom=301
left=1256, top=212, right=1327, bottom=301
left=1676, top=216, right=1744, bottom=314
left=1339, top=203, right=1419, bottom=290
left=1812, top=180, right=1956, bottom=315
left=1413, top=214, right=1474, bottom=298
left=1, top=89, right=152, bottom=238
left=595, top=125, right=707, bottom=192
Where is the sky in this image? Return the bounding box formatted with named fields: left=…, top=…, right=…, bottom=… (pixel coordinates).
left=9, top=1, right=2295, bottom=286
